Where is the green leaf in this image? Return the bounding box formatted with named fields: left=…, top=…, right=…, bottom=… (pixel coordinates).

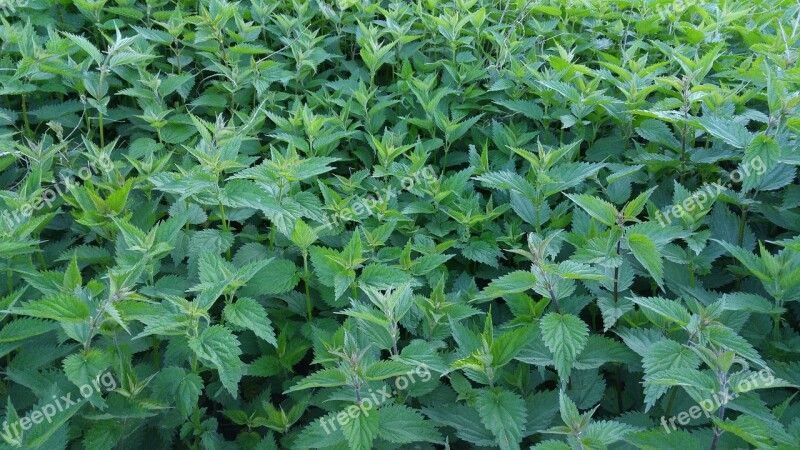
left=364, top=361, right=413, bottom=380
left=635, top=120, right=680, bottom=150
left=0, top=318, right=58, bottom=342
left=63, top=350, right=111, bottom=389
left=558, top=390, right=581, bottom=428
left=627, top=234, right=664, bottom=287
left=706, top=325, right=765, bottom=367
left=64, top=256, right=82, bottom=291
left=642, top=339, right=700, bottom=410
left=359, top=264, right=411, bottom=290
left=647, top=368, right=717, bottom=392
left=64, top=32, right=103, bottom=64
left=377, top=405, right=442, bottom=444
left=475, top=171, right=538, bottom=198
left=223, top=298, right=277, bottom=347
left=695, top=115, right=753, bottom=148
left=566, top=194, right=618, bottom=227
left=284, top=368, right=348, bottom=393
left=151, top=367, right=203, bottom=419
left=540, top=313, right=589, bottom=382
left=14, top=295, right=90, bottom=322
left=188, top=325, right=243, bottom=398
left=491, top=326, right=534, bottom=367
left=290, top=219, right=318, bottom=250
left=623, top=187, right=657, bottom=219
left=583, top=420, right=637, bottom=446
left=342, top=405, right=379, bottom=450
left=475, top=388, right=527, bottom=450
left=629, top=296, right=691, bottom=327
left=239, top=259, right=299, bottom=297
left=743, top=134, right=779, bottom=191
left=476, top=271, right=538, bottom=301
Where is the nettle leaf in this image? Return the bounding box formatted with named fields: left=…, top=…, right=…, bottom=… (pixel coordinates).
left=223, top=298, right=277, bottom=347
left=566, top=194, right=618, bottom=227
left=492, top=326, right=535, bottom=367
left=63, top=32, right=103, bottom=64
left=476, top=271, right=538, bottom=301
left=188, top=325, right=244, bottom=398
left=13, top=295, right=90, bottom=322
left=583, top=420, right=638, bottom=447
left=342, top=405, right=379, bottom=450
left=239, top=259, right=299, bottom=296
left=695, top=115, right=753, bottom=148
left=629, top=296, right=691, bottom=327
left=635, top=119, right=680, bottom=150
left=364, top=360, right=413, bottom=380
left=597, top=297, right=634, bottom=331
left=377, top=404, right=442, bottom=444
left=460, top=240, right=504, bottom=268
left=742, top=134, right=779, bottom=190
left=359, top=264, right=411, bottom=290
left=475, top=388, right=527, bottom=450
left=540, top=313, right=589, bottom=382
left=0, top=318, right=58, bottom=342
left=151, top=367, right=203, bottom=419
left=705, top=325, right=765, bottom=367
left=63, top=350, right=111, bottom=388
left=474, top=171, right=537, bottom=198
left=642, top=339, right=700, bottom=410
left=627, top=234, right=664, bottom=287
left=284, top=368, right=348, bottom=393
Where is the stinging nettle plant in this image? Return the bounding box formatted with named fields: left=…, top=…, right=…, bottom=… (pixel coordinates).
left=0, top=0, right=799, bottom=449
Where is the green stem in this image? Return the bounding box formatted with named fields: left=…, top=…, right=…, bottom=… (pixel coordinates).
left=664, top=386, right=678, bottom=417
left=734, top=204, right=749, bottom=289
left=153, top=336, right=160, bottom=370
left=269, top=226, right=276, bottom=251
left=613, top=239, right=622, bottom=302
left=710, top=372, right=728, bottom=450
left=442, top=143, right=450, bottom=176
left=303, top=252, right=312, bottom=322
left=99, top=112, right=105, bottom=148
left=21, top=94, right=32, bottom=139
left=218, top=200, right=231, bottom=261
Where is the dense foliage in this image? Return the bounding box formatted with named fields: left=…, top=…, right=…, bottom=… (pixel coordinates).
left=1, top=0, right=800, bottom=449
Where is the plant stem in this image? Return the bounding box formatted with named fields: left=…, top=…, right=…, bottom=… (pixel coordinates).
left=303, top=252, right=312, bottom=321
left=21, top=94, right=32, bottom=139
left=153, top=336, right=160, bottom=369
left=664, top=386, right=678, bottom=417
left=84, top=292, right=120, bottom=354
left=613, top=240, right=622, bottom=302
left=710, top=372, right=728, bottom=450
left=734, top=203, right=749, bottom=289
left=269, top=226, right=276, bottom=251
left=99, top=112, right=105, bottom=148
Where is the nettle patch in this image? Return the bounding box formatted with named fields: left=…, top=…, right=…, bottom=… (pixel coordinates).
left=1, top=0, right=800, bottom=449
